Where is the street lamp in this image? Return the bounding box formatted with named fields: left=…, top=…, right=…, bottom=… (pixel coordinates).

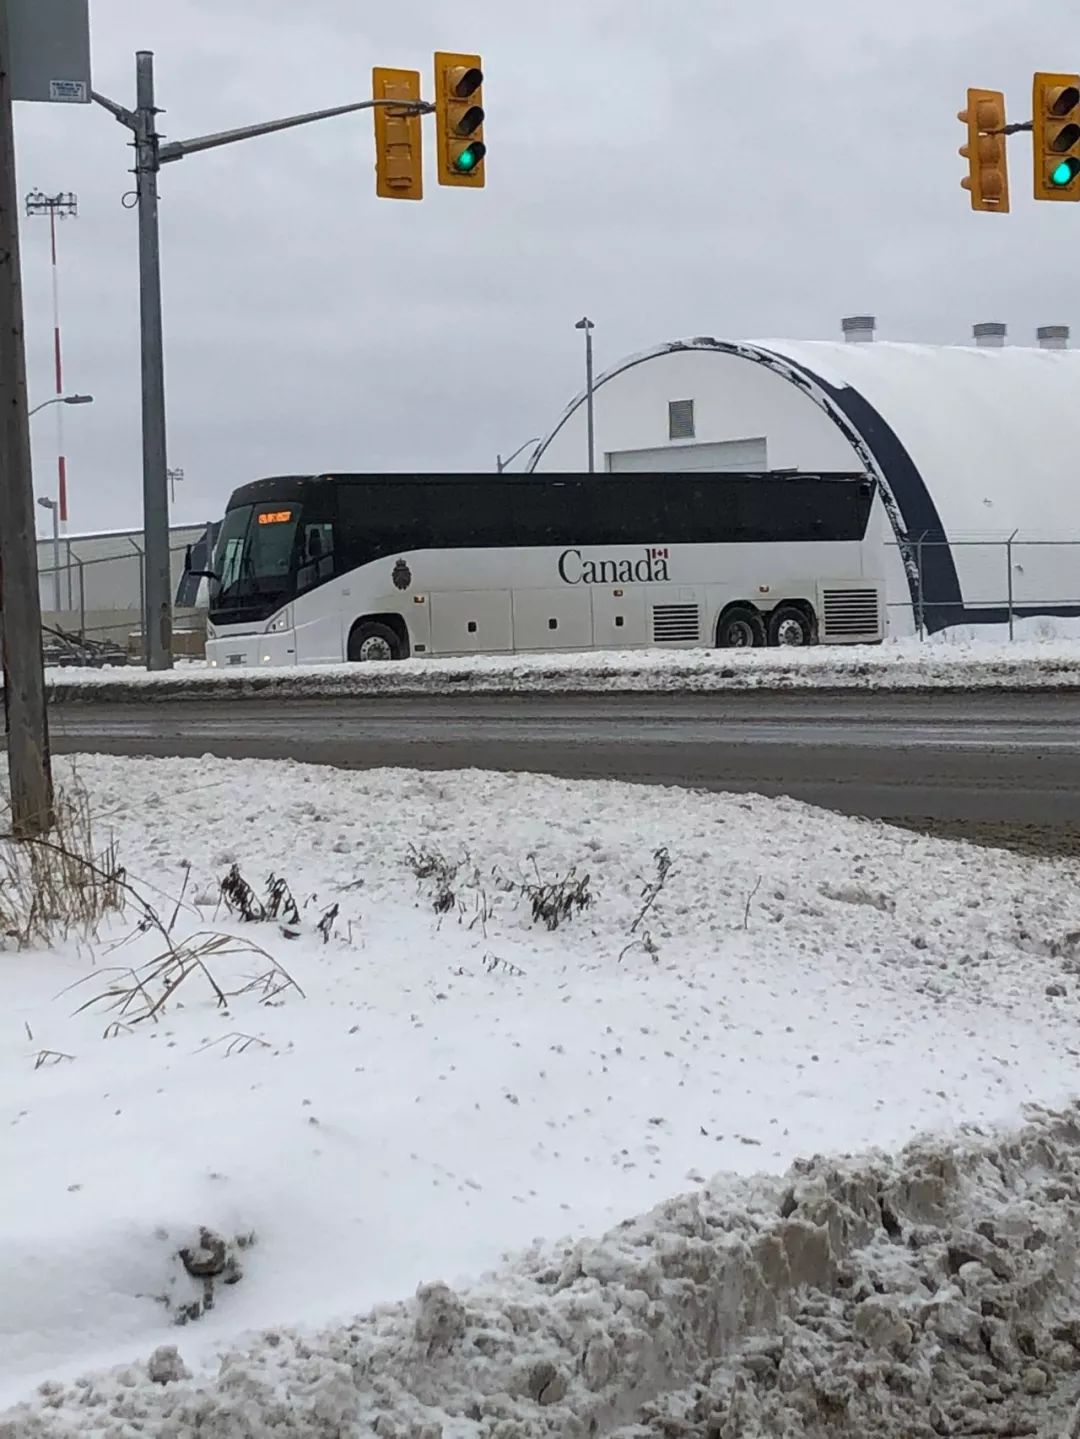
left=36, top=496, right=61, bottom=614
left=574, top=317, right=596, bottom=473
left=29, top=393, right=93, bottom=418
left=496, top=437, right=541, bottom=473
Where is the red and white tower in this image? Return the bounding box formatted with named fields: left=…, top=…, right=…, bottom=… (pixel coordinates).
left=25, top=190, right=78, bottom=524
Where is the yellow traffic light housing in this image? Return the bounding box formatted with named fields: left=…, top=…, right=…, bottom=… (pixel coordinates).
left=1033, top=72, right=1080, bottom=201
left=372, top=67, right=423, bottom=201
left=434, top=51, right=485, bottom=188
left=958, top=88, right=1010, bottom=213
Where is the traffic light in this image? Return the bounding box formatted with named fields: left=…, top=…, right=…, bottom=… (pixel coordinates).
left=434, top=51, right=485, bottom=187
left=1033, top=72, right=1080, bottom=200
left=372, top=67, right=423, bottom=201
left=958, top=88, right=1010, bottom=213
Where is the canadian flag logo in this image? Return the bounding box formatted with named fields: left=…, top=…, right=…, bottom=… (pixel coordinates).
left=648, top=546, right=669, bottom=560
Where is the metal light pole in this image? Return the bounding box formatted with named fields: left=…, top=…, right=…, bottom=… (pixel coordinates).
left=36, top=496, right=60, bottom=613
left=496, top=437, right=541, bottom=473
left=575, top=316, right=596, bottom=473
left=0, top=0, right=53, bottom=834
left=167, top=466, right=184, bottom=505
left=133, top=51, right=170, bottom=672
left=29, top=392, right=92, bottom=417
left=25, top=189, right=77, bottom=523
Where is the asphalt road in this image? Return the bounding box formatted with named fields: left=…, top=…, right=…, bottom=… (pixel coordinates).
left=38, top=690, right=1080, bottom=853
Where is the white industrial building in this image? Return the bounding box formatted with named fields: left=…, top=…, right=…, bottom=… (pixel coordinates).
left=529, top=320, right=1080, bottom=636
left=36, top=521, right=212, bottom=647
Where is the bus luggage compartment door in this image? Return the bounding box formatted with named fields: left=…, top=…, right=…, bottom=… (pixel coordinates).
left=590, top=587, right=647, bottom=648
left=430, top=590, right=513, bottom=655
left=511, top=588, right=591, bottom=652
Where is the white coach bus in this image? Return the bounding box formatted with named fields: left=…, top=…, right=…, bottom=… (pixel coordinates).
left=199, top=470, right=886, bottom=668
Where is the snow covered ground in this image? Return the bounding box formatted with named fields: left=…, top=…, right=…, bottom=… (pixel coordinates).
left=4, top=756, right=1080, bottom=1433
left=32, top=630, right=1080, bottom=700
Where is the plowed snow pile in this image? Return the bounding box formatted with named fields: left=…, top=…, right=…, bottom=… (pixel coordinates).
left=4, top=755, right=1080, bottom=1434
left=6, top=1105, right=1080, bottom=1436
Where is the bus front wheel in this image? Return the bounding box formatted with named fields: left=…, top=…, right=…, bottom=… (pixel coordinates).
left=347, top=620, right=405, bottom=663
left=716, top=606, right=766, bottom=649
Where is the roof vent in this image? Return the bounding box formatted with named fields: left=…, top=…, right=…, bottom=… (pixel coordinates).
left=841, top=315, right=875, bottom=344
left=1037, top=324, right=1070, bottom=350
left=973, top=321, right=1007, bottom=348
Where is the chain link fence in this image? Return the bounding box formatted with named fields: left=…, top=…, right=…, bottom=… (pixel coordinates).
left=887, top=534, right=1080, bottom=639
left=37, top=539, right=207, bottom=652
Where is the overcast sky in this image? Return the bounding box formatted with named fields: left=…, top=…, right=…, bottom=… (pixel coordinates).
left=14, top=0, right=1075, bottom=533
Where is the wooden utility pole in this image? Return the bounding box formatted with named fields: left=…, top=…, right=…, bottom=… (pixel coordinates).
left=0, top=0, right=54, bottom=836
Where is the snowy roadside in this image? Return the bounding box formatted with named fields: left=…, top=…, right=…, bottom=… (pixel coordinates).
left=31, top=636, right=1080, bottom=700
left=4, top=756, right=1080, bottom=1433
left=8, top=1106, right=1080, bottom=1437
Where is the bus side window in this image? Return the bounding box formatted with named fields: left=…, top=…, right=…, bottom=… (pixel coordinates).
left=298, top=523, right=335, bottom=591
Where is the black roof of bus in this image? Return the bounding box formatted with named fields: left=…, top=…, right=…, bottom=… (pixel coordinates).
left=225, top=471, right=874, bottom=511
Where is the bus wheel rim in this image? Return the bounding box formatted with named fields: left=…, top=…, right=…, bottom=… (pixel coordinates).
left=775, top=617, right=805, bottom=646
left=359, top=636, right=393, bottom=661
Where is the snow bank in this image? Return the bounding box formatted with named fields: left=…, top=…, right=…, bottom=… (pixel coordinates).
left=4, top=756, right=1080, bottom=1431
left=32, top=634, right=1080, bottom=701
left=931, top=614, right=1080, bottom=646
left=6, top=1104, right=1080, bottom=1436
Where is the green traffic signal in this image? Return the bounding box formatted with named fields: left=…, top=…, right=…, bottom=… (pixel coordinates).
left=435, top=52, right=486, bottom=188
left=1035, top=74, right=1080, bottom=200
left=454, top=141, right=486, bottom=174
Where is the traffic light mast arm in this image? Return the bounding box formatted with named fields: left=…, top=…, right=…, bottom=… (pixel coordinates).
left=148, top=96, right=433, bottom=164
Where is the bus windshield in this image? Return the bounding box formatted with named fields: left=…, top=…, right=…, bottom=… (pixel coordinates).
left=210, top=502, right=300, bottom=621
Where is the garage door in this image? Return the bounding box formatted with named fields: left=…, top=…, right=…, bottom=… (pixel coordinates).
left=607, top=438, right=767, bottom=473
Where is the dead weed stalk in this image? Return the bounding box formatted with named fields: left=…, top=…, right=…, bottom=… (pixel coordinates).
left=0, top=783, right=124, bottom=948
left=520, top=857, right=593, bottom=932
left=61, top=932, right=305, bottom=1035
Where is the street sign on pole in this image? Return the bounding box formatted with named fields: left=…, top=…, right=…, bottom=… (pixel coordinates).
left=7, top=0, right=91, bottom=104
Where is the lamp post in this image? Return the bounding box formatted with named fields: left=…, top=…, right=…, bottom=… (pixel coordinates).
left=574, top=317, right=596, bottom=473
left=36, top=496, right=61, bottom=614
left=29, top=393, right=93, bottom=418
left=26, top=190, right=79, bottom=523
left=496, top=437, right=541, bottom=473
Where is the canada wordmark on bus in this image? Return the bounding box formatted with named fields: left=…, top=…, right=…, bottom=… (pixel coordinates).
left=199, top=470, right=887, bottom=668
left=557, top=548, right=671, bottom=585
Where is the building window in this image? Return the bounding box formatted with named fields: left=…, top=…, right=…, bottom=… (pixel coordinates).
left=668, top=399, right=695, bottom=441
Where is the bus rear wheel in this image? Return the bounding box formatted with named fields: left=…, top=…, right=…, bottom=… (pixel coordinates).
left=716, top=606, right=766, bottom=649
left=348, top=621, right=405, bottom=663
left=767, top=604, right=815, bottom=647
